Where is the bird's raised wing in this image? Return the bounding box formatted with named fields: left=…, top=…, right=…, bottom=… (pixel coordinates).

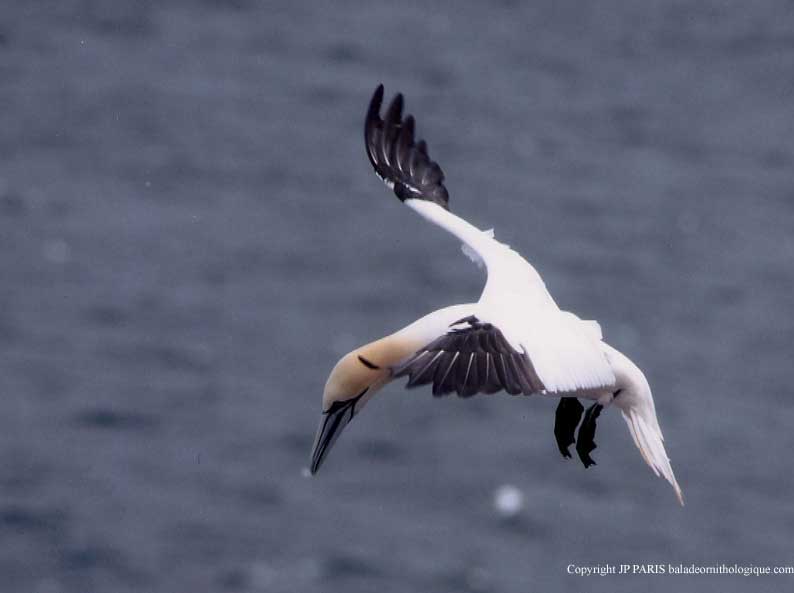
left=364, top=84, right=449, bottom=209
left=365, top=85, right=616, bottom=395
left=364, top=85, right=552, bottom=307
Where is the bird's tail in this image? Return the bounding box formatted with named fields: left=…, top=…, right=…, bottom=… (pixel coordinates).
left=618, top=404, right=684, bottom=506
left=605, top=345, right=684, bottom=506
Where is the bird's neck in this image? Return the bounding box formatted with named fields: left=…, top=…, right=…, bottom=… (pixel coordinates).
left=356, top=304, right=480, bottom=377
left=356, top=332, right=423, bottom=373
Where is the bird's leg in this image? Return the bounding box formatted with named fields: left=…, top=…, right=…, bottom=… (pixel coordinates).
left=554, top=397, right=584, bottom=458
left=575, top=403, right=604, bottom=468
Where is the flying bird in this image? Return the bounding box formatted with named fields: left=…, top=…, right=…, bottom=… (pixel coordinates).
left=309, top=84, right=683, bottom=505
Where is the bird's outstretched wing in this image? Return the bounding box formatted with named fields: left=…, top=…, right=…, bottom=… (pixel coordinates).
left=393, top=316, right=545, bottom=397
left=363, top=85, right=549, bottom=304
left=365, top=85, right=616, bottom=395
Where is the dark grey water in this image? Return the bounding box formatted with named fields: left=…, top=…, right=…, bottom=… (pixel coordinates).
left=1, top=1, right=793, bottom=592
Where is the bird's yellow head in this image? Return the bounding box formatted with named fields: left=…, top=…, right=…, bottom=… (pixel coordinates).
left=309, top=343, right=395, bottom=474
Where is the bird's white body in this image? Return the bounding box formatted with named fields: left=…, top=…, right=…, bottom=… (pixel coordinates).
left=311, top=85, right=683, bottom=505
left=399, top=200, right=683, bottom=504
left=409, top=200, right=615, bottom=395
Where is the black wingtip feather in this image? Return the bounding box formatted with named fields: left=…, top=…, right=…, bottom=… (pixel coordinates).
left=363, top=85, right=450, bottom=209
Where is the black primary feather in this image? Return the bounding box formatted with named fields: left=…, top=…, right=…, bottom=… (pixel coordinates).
left=364, top=84, right=450, bottom=209
left=393, top=317, right=545, bottom=398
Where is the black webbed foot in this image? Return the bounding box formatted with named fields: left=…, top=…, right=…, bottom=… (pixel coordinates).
left=554, top=397, right=584, bottom=458
left=575, top=403, right=604, bottom=468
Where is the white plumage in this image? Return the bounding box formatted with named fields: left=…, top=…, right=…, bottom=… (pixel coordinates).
left=310, top=85, right=684, bottom=505
left=402, top=195, right=682, bottom=504
left=406, top=199, right=616, bottom=395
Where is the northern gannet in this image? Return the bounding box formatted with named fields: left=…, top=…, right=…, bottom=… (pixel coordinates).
left=310, top=85, right=684, bottom=505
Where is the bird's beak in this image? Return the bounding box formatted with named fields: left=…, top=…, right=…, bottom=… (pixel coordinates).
left=309, top=392, right=364, bottom=475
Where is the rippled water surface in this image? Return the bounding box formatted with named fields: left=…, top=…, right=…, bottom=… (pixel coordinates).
left=1, top=2, right=793, bottom=592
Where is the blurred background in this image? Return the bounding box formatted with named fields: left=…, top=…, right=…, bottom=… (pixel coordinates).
left=1, top=1, right=793, bottom=592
